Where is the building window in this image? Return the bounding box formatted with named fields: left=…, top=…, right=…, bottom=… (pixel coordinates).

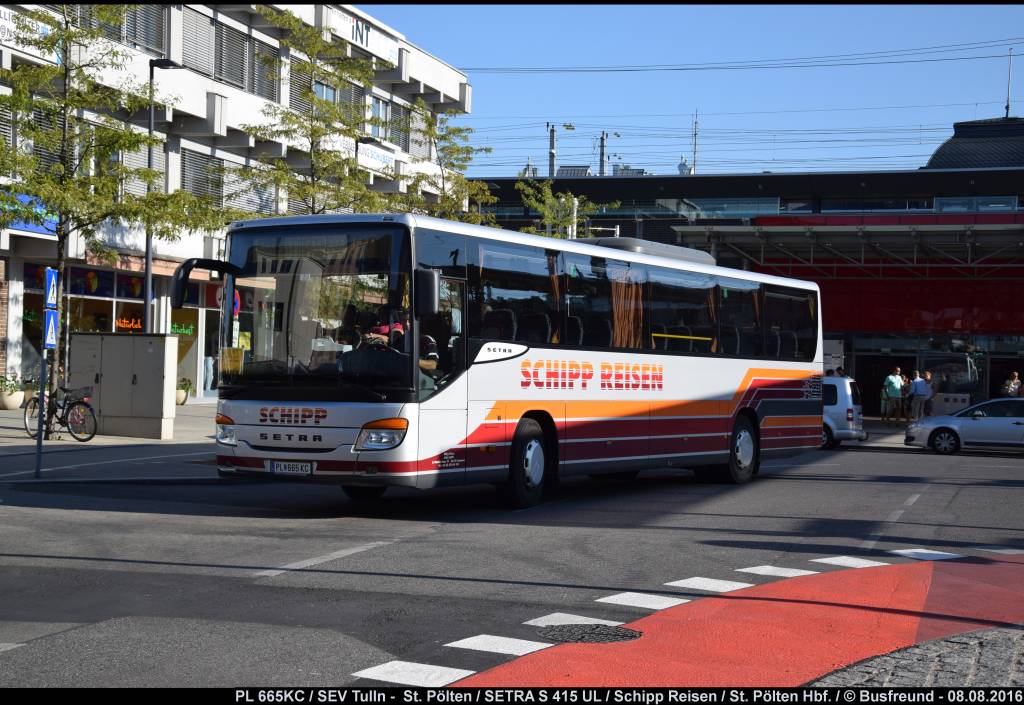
left=43, top=5, right=166, bottom=56
left=181, top=148, right=223, bottom=203
left=182, top=148, right=274, bottom=215
left=371, top=97, right=390, bottom=140
left=182, top=8, right=279, bottom=101
left=122, top=143, right=166, bottom=197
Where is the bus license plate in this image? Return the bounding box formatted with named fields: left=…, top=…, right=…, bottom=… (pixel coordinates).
left=271, top=461, right=313, bottom=476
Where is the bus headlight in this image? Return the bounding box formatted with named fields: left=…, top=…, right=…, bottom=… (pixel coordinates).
left=355, top=418, right=408, bottom=451
left=216, top=413, right=237, bottom=446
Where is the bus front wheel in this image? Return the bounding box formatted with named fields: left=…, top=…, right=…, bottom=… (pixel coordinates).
left=498, top=418, right=547, bottom=509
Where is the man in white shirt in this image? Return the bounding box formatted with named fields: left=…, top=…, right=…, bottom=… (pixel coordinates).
left=910, top=370, right=932, bottom=421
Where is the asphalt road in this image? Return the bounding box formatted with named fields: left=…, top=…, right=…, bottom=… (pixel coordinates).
left=0, top=439, right=1021, bottom=686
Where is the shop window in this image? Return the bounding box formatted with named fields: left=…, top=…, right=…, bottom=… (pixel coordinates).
left=114, top=301, right=145, bottom=333
left=71, top=298, right=113, bottom=333
left=69, top=268, right=114, bottom=297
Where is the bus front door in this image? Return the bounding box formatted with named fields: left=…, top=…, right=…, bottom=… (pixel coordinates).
left=417, top=278, right=469, bottom=488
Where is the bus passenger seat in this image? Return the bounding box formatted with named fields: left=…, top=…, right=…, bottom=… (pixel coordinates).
left=566, top=315, right=583, bottom=345
left=767, top=328, right=781, bottom=357
left=583, top=316, right=612, bottom=347
left=518, top=313, right=551, bottom=345
left=650, top=323, right=667, bottom=350
left=667, top=325, right=692, bottom=352
left=482, top=309, right=517, bottom=341
left=782, top=330, right=799, bottom=358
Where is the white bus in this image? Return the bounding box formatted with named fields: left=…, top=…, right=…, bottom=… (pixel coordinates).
left=173, top=214, right=822, bottom=508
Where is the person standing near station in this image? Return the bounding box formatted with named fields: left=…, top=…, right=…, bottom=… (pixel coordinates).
left=910, top=370, right=931, bottom=421
left=1002, top=371, right=1021, bottom=397
left=882, top=366, right=903, bottom=426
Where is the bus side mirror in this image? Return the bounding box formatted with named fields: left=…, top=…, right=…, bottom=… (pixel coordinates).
left=172, top=258, right=242, bottom=309
left=414, top=268, right=440, bottom=318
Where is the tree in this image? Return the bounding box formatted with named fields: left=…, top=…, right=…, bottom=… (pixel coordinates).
left=230, top=5, right=394, bottom=216
left=513, top=179, right=620, bottom=238
left=0, top=5, right=223, bottom=433
left=401, top=98, right=496, bottom=224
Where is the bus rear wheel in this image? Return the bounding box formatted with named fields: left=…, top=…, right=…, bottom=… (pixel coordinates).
left=498, top=418, right=547, bottom=509
left=342, top=485, right=387, bottom=501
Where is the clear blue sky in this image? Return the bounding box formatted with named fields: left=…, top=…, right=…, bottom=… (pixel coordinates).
left=359, top=4, right=1024, bottom=177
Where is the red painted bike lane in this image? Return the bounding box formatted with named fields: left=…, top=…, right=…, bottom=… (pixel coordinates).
left=454, top=555, right=1024, bottom=687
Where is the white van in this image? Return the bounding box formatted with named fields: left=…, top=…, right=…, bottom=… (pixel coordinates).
left=822, top=376, right=868, bottom=449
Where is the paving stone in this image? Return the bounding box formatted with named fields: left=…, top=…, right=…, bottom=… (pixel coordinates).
left=809, top=625, right=1024, bottom=687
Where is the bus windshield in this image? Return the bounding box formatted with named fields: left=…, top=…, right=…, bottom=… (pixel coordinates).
left=219, top=224, right=413, bottom=401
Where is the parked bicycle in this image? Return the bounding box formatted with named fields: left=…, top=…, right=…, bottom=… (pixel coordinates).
left=24, top=385, right=97, bottom=442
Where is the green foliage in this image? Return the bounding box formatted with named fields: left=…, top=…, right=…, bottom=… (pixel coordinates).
left=0, top=5, right=224, bottom=411
left=514, top=179, right=620, bottom=238
left=231, top=5, right=394, bottom=216
left=177, top=377, right=193, bottom=393
left=400, top=99, right=496, bottom=224
left=0, top=374, right=23, bottom=395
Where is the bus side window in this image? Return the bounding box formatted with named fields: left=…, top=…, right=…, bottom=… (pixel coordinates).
left=470, top=240, right=562, bottom=346
left=718, top=278, right=763, bottom=358
left=647, top=266, right=716, bottom=355
left=763, top=285, right=818, bottom=362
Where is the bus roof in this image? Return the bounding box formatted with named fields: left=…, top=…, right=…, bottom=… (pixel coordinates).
left=227, top=213, right=820, bottom=293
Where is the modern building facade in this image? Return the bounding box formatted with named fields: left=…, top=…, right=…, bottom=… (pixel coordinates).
left=479, top=118, right=1024, bottom=413
left=1, top=4, right=470, bottom=397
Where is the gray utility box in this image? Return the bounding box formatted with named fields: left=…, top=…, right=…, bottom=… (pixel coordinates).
left=69, top=333, right=179, bottom=439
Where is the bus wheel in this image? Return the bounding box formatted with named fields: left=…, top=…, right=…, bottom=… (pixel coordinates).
left=722, top=416, right=759, bottom=483
left=342, top=485, right=387, bottom=501
left=499, top=418, right=547, bottom=509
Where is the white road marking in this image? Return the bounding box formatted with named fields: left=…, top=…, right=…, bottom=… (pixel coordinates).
left=889, top=548, right=962, bottom=561
left=253, top=542, right=392, bottom=578
left=0, top=643, right=25, bottom=653
left=810, top=556, right=890, bottom=569
left=974, top=546, right=1024, bottom=555
left=736, top=565, right=819, bottom=578
left=664, top=577, right=754, bottom=592
left=352, top=661, right=474, bottom=687
left=0, top=451, right=213, bottom=478
left=445, top=634, right=551, bottom=656
left=903, top=493, right=922, bottom=506
left=523, top=613, right=623, bottom=627
left=595, top=592, right=690, bottom=610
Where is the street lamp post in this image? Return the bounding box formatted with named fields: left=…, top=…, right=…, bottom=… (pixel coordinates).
left=145, top=58, right=183, bottom=334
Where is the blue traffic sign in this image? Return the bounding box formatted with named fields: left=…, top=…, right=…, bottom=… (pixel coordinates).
left=44, top=308, right=59, bottom=349
left=44, top=267, right=58, bottom=309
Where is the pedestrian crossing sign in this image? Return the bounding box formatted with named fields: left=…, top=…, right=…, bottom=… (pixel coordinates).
left=44, top=309, right=58, bottom=349
left=45, top=267, right=58, bottom=309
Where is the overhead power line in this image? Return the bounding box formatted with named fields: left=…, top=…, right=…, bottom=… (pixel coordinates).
left=462, top=37, right=1024, bottom=73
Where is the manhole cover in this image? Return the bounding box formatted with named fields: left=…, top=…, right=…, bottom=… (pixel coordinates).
left=538, top=624, right=642, bottom=643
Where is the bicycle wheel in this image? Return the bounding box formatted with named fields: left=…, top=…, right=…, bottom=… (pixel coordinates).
left=24, top=396, right=42, bottom=438
left=66, top=401, right=97, bottom=442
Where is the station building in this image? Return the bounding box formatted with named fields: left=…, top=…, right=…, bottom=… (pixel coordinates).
left=1, top=4, right=470, bottom=397
left=479, top=117, right=1024, bottom=413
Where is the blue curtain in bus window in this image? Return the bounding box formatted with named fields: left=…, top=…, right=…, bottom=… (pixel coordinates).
left=717, top=277, right=763, bottom=358
left=647, top=266, right=717, bottom=354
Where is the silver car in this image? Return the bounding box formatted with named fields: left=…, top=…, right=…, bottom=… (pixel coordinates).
left=822, top=376, right=868, bottom=449
left=905, top=398, right=1024, bottom=454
